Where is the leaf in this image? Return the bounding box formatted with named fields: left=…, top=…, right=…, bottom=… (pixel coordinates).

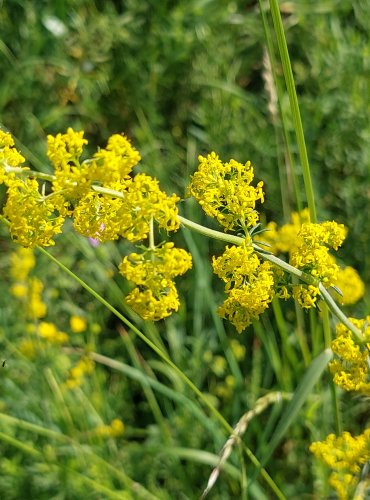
left=260, top=348, right=333, bottom=466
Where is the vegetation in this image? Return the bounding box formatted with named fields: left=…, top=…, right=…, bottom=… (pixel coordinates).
left=0, top=1, right=369, bottom=498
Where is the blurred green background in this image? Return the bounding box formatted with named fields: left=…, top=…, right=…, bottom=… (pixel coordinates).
left=0, top=0, right=369, bottom=498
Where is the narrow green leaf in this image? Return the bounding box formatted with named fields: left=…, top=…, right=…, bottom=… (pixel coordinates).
left=261, top=348, right=333, bottom=466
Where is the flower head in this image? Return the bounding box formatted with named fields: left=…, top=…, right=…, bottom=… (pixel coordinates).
left=0, top=130, right=26, bottom=185
left=119, top=242, right=192, bottom=321
left=188, top=152, right=264, bottom=233
left=3, top=177, right=67, bottom=247
left=310, top=429, right=370, bottom=500
left=213, top=244, right=275, bottom=332
left=89, top=133, right=141, bottom=186
left=329, top=317, right=370, bottom=393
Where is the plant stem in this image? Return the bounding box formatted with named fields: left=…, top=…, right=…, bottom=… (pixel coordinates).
left=268, top=0, right=317, bottom=223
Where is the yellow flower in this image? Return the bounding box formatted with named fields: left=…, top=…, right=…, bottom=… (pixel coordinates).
left=329, top=317, right=370, bottom=394
left=188, top=152, right=264, bottom=233
left=332, top=266, right=365, bottom=305
left=230, top=339, right=246, bottom=361
left=0, top=130, right=26, bottom=186
left=10, top=283, right=28, bottom=298
left=47, top=128, right=90, bottom=201
left=290, top=221, right=347, bottom=308
left=10, top=247, right=35, bottom=281
left=310, top=429, right=370, bottom=500
left=89, top=133, right=141, bottom=186
left=27, top=278, right=47, bottom=320
left=211, top=356, right=227, bottom=376
left=213, top=245, right=275, bottom=332
left=65, top=357, right=95, bottom=389
left=119, top=243, right=192, bottom=321
left=38, top=322, right=69, bottom=344
left=95, top=418, right=125, bottom=438
left=73, top=175, right=180, bottom=243
left=3, top=178, right=66, bottom=247
left=70, top=315, right=87, bottom=333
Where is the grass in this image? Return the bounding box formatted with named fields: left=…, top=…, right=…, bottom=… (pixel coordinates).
left=0, top=0, right=369, bottom=498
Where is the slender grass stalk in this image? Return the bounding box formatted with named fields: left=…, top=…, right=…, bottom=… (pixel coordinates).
left=259, top=2, right=302, bottom=214
left=201, top=392, right=289, bottom=499
left=268, top=0, right=316, bottom=223
left=271, top=298, right=298, bottom=368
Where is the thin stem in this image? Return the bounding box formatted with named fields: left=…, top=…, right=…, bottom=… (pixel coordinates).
left=268, top=0, right=317, bottom=222
left=319, top=284, right=363, bottom=343
left=149, top=217, right=155, bottom=250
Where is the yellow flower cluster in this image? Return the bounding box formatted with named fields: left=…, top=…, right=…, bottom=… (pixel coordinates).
left=0, top=129, right=26, bottom=185
left=1, top=129, right=192, bottom=321
left=290, top=221, right=346, bottom=308
left=188, top=152, right=264, bottom=233
left=333, top=266, right=365, bottom=306
left=70, top=315, right=87, bottom=333
left=48, top=128, right=90, bottom=200
left=73, top=174, right=180, bottom=242
left=329, top=317, right=370, bottom=394
left=212, top=244, right=275, bottom=332
left=4, top=178, right=68, bottom=247
left=89, top=133, right=141, bottom=186
left=260, top=208, right=311, bottom=254
left=94, top=418, right=125, bottom=438
left=10, top=248, right=47, bottom=320
left=65, top=357, right=95, bottom=389
left=119, top=242, right=192, bottom=321
left=37, top=322, right=69, bottom=344
left=260, top=209, right=358, bottom=309
left=310, top=429, right=370, bottom=500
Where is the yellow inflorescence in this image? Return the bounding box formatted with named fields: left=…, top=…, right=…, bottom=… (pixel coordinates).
left=119, top=242, right=192, bottom=321
left=333, top=266, right=365, bottom=305
left=188, top=152, right=264, bottom=232
left=1, top=130, right=366, bottom=328
left=310, top=429, right=370, bottom=500
left=213, top=244, right=275, bottom=333
left=90, top=133, right=141, bottom=186
left=65, top=357, right=95, bottom=389
left=4, top=178, right=67, bottom=247
left=0, top=130, right=26, bottom=186
left=259, top=209, right=358, bottom=310
left=329, top=317, right=370, bottom=394
left=1, top=129, right=192, bottom=322
left=70, top=315, right=87, bottom=333
left=9, top=247, right=47, bottom=320
left=38, top=322, right=69, bottom=344
left=94, top=418, right=125, bottom=438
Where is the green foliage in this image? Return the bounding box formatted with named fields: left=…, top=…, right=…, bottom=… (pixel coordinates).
left=0, top=0, right=369, bottom=498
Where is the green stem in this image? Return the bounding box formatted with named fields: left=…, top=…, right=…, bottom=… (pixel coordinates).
left=268, top=0, right=316, bottom=223
left=319, top=284, right=363, bottom=343
left=258, top=0, right=302, bottom=214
